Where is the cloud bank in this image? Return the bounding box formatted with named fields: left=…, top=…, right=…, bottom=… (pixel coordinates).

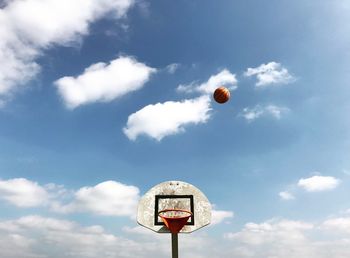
left=2, top=214, right=350, bottom=258
left=224, top=216, right=350, bottom=258
left=0, top=215, right=146, bottom=258
left=0, top=178, right=350, bottom=257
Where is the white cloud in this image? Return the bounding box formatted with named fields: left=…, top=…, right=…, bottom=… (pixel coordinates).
left=297, top=175, right=340, bottom=192
left=165, top=63, right=180, bottom=74
left=0, top=0, right=135, bottom=103
left=265, top=105, right=289, bottom=118
left=240, top=104, right=289, bottom=122
left=240, top=106, right=264, bottom=121
left=55, top=56, right=156, bottom=108
left=52, top=181, right=140, bottom=217
left=123, top=95, right=211, bottom=141
left=244, top=62, right=295, bottom=87
left=0, top=178, right=48, bottom=207
left=343, top=169, right=350, bottom=176
left=177, top=69, right=237, bottom=94
left=279, top=191, right=295, bottom=200
left=211, top=210, right=234, bottom=225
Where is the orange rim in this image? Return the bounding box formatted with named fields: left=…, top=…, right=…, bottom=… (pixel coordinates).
left=158, top=209, right=192, bottom=219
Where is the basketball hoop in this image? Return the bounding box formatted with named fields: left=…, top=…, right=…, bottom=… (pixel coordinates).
left=158, top=209, right=193, bottom=234
left=138, top=181, right=211, bottom=258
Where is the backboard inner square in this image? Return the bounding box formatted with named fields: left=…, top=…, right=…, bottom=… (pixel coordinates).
left=154, top=195, right=194, bottom=225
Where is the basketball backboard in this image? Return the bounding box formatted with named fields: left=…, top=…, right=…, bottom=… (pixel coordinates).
left=137, top=181, right=211, bottom=233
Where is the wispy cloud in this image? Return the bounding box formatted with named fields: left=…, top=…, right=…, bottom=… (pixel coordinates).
left=0, top=0, right=135, bottom=104
left=279, top=191, right=295, bottom=201
left=123, top=95, right=211, bottom=141
left=244, top=62, right=295, bottom=87
left=342, top=169, right=350, bottom=176
left=297, top=175, right=340, bottom=192
left=55, top=56, right=156, bottom=109
left=177, top=69, right=237, bottom=94
left=240, top=104, right=290, bottom=122
left=165, top=63, right=180, bottom=74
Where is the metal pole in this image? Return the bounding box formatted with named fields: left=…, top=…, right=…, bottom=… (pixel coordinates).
left=171, top=233, right=178, bottom=258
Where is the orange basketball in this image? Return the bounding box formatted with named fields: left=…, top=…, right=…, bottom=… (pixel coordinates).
left=213, top=87, right=230, bottom=104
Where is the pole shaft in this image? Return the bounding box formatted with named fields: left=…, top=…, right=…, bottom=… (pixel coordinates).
left=171, top=233, right=178, bottom=258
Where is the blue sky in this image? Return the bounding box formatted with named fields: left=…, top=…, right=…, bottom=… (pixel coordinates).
left=1, top=0, right=350, bottom=257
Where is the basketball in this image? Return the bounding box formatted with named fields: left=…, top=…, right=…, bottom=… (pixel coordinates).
left=213, top=87, right=230, bottom=104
